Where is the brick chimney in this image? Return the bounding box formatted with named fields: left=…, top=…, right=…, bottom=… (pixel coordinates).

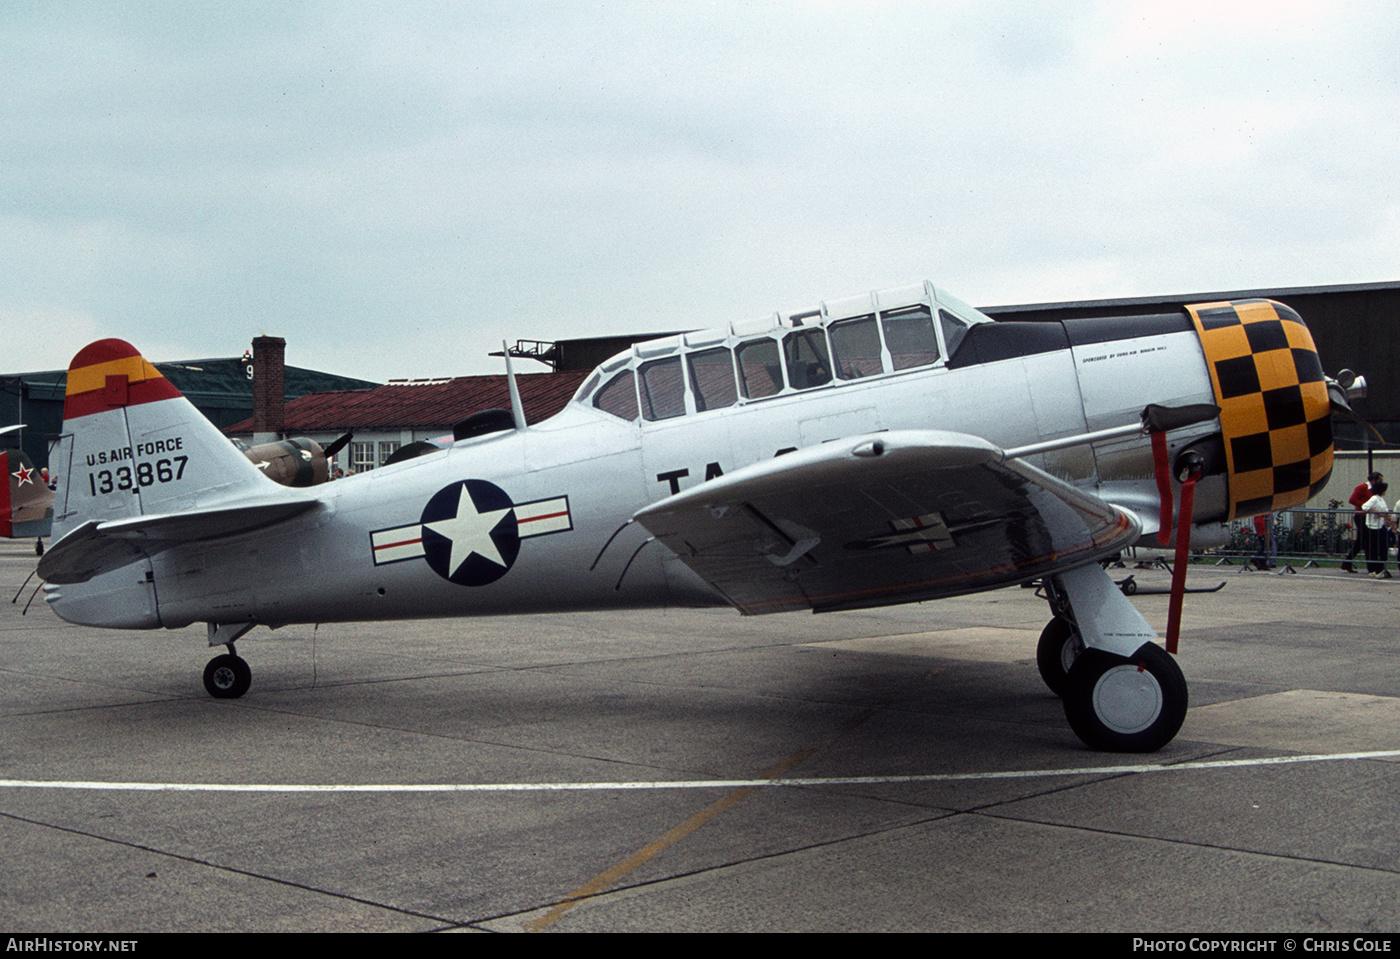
left=251, top=335, right=286, bottom=443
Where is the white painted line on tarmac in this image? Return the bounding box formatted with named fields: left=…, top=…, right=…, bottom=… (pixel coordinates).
left=3, top=749, right=1398, bottom=794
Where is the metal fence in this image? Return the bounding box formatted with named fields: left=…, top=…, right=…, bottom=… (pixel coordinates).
left=1205, top=503, right=1378, bottom=566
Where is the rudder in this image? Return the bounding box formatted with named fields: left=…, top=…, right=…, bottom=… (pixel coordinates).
left=50, top=339, right=276, bottom=541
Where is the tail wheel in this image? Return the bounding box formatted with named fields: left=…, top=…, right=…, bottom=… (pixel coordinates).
left=1036, top=616, right=1083, bottom=697
left=203, top=653, right=252, bottom=699
left=1063, top=644, right=1187, bottom=752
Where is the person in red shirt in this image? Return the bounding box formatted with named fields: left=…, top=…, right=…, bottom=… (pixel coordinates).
left=1342, top=472, right=1383, bottom=573
left=1252, top=513, right=1275, bottom=569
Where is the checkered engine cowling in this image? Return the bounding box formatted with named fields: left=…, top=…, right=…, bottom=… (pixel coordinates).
left=1186, top=299, right=1333, bottom=520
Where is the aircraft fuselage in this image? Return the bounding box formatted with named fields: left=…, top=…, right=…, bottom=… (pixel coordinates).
left=59, top=320, right=1217, bottom=630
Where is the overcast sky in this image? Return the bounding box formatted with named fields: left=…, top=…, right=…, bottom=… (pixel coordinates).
left=4, top=1, right=1397, bottom=381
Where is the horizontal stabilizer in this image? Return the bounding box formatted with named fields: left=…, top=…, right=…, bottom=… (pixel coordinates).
left=38, top=498, right=319, bottom=584
left=39, top=337, right=324, bottom=586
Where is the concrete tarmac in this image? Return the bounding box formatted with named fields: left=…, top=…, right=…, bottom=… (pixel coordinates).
left=2, top=539, right=1398, bottom=933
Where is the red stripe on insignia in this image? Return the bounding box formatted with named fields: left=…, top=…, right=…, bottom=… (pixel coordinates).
left=518, top=510, right=569, bottom=524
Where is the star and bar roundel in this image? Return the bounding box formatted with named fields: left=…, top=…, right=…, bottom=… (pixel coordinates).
left=369, top=480, right=572, bottom=586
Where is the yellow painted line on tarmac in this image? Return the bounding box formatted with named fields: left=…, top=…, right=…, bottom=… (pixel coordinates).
left=522, top=745, right=819, bottom=932
left=522, top=673, right=937, bottom=932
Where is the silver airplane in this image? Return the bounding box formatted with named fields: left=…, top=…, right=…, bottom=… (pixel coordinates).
left=37, top=281, right=1347, bottom=752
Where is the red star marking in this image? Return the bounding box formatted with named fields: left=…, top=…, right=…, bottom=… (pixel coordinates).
left=12, top=464, right=33, bottom=486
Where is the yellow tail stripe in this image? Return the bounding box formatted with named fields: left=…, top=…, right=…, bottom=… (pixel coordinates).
left=66, top=356, right=166, bottom=396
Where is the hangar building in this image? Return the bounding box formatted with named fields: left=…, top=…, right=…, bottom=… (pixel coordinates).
left=8, top=281, right=1397, bottom=502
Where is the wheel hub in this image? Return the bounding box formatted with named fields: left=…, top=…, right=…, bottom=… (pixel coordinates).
left=1059, top=633, right=1083, bottom=674
left=1091, top=664, right=1164, bottom=734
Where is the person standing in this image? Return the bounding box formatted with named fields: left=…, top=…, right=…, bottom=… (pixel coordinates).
left=1252, top=513, right=1276, bottom=570
left=1362, top=481, right=1393, bottom=578
left=1343, top=472, right=1383, bottom=573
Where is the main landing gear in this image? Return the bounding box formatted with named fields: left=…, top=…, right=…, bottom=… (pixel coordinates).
left=202, top=624, right=256, bottom=699
left=1038, top=567, right=1188, bottom=752
left=1035, top=616, right=1082, bottom=697
left=203, top=650, right=252, bottom=699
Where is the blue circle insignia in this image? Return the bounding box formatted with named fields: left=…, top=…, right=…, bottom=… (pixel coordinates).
left=419, top=480, right=520, bottom=586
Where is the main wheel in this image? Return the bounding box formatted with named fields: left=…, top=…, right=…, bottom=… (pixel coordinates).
left=1036, top=616, right=1083, bottom=697
left=203, top=653, right=252, bottom=699
left=1062, top=644, right=1187, bottom=752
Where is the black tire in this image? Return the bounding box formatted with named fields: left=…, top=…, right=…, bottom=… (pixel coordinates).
left=1036, top=616, right=1083, bottom=697
left=203, top=653, right=252, bottom=699
left=1063, top=644, right=1187, bottom=752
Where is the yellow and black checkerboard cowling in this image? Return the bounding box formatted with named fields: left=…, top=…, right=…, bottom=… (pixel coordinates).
left=1186, top=299, right=1333, bottom=521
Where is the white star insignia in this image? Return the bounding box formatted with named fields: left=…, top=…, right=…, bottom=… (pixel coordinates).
left=424, top=484, right=513, bottom=576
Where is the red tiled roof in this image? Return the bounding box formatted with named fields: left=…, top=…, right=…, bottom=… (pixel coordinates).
left=225, top=370, right=591, bottom=434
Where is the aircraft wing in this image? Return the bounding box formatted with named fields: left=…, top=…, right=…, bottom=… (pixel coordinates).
left=37, top=499, right=319, bottom=584
left=632, top=430, right=1140, bottom=615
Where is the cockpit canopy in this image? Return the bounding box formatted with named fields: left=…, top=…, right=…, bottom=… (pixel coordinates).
left=573, top=281, right=991, bottom=422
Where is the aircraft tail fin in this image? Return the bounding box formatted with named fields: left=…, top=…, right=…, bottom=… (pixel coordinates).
left=48, top=339, right=280, bottom=543
left=1, top=448, right=54, bottom=538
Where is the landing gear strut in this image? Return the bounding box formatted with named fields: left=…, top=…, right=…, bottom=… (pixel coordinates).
left=202, top=624, right=257, bottom=699
left=1040, top=565, right=1188, bottom=752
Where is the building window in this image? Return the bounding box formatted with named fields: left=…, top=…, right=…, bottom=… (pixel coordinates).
left=378, top=441, right=400, bottom=465
left=350, top=441, right=376, bottom=473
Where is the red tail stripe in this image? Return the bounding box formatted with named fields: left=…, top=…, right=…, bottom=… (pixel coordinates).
left=63, top=340, right=181, bottom=420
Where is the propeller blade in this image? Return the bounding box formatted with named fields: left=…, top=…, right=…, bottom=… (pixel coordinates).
left=322, top=432, right=354, bottom=458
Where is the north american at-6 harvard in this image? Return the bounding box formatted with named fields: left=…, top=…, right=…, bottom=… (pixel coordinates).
left=35, top=280, right=1359, bottom=752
